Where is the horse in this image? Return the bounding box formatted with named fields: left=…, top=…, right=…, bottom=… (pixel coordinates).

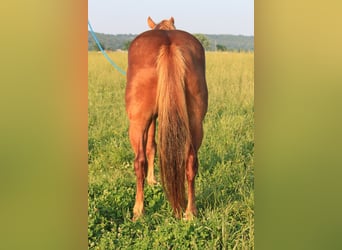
left=125, top=16, right=208, bottom=220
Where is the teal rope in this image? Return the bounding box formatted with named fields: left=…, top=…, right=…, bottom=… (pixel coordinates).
left=88, top=20, right=126, bottom=76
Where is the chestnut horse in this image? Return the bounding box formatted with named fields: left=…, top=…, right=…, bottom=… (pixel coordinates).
left=125, top=17, right=208, bottom=220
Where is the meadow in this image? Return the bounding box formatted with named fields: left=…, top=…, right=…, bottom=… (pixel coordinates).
left=88, top=51, right=254, bottom=249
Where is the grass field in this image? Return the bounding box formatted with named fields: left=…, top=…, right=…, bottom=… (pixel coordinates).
left=88, top=51, right=254, bottom=249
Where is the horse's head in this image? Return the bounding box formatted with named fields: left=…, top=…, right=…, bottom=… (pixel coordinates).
left=147, top=16, right=176, bottom=30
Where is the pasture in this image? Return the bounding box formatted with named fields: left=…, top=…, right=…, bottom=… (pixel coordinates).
left=88, top=51, right=254, bottom=249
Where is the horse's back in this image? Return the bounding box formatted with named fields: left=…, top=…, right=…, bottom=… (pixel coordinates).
left=128, top=30, right=205, bottom=74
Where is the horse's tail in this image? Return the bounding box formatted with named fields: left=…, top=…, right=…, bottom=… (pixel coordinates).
left=156, top=44, right=191, bottom=217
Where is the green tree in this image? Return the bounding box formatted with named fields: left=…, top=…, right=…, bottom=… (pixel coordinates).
left=123, top=40, right=132, bottom=51
left=216, top=44, right=227, bottom=51
left=193, top=34, right=211, bottom=50
left=92, top=41, right=105, bottom=51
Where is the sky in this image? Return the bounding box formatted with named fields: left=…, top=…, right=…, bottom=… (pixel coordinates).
left=88, top=0, right=254, bottom=36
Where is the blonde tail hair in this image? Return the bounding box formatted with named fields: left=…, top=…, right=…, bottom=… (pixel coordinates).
left=156, top=44, right=191, bottom=217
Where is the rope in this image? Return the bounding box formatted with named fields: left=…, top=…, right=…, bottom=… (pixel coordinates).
left=88, top=20, right=126, bottom=76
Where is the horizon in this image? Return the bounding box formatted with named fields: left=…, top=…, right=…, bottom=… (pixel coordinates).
left=88, top=30, right=255, bottom=37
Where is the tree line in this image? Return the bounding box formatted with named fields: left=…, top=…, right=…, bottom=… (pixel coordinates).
left=88, top=32, right=254, bottom=52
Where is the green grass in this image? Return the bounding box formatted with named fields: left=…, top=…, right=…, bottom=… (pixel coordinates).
left=88, top=51, right=254, bottom=249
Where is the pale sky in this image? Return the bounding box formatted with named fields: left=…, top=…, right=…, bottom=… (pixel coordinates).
left=88, top=0, right=254, bottom=35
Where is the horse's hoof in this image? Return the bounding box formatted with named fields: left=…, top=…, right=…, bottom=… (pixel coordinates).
left=184, top=209, right=197, bottom=221
left=147, top=177, right=158, bottom=186
left=132, top=206, right=144, bottom=222
left=132, top=213, right=143, bottom=222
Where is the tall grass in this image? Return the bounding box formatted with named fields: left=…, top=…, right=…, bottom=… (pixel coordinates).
left=88, top=51, right=254, bottom=249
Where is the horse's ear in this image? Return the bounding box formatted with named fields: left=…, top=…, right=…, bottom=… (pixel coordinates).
left=170, top=17, right=175, bottom=25
left=147, top=16, right=156, bottom=29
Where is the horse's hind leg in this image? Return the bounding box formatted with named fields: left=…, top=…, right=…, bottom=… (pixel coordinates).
left=146, top=118, right=157, bottom=185
left=185, top=120, right=204, bottom=220
left=128, top=121, right=149, bottom=221
left=185, top=147, right=199, bottom=220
